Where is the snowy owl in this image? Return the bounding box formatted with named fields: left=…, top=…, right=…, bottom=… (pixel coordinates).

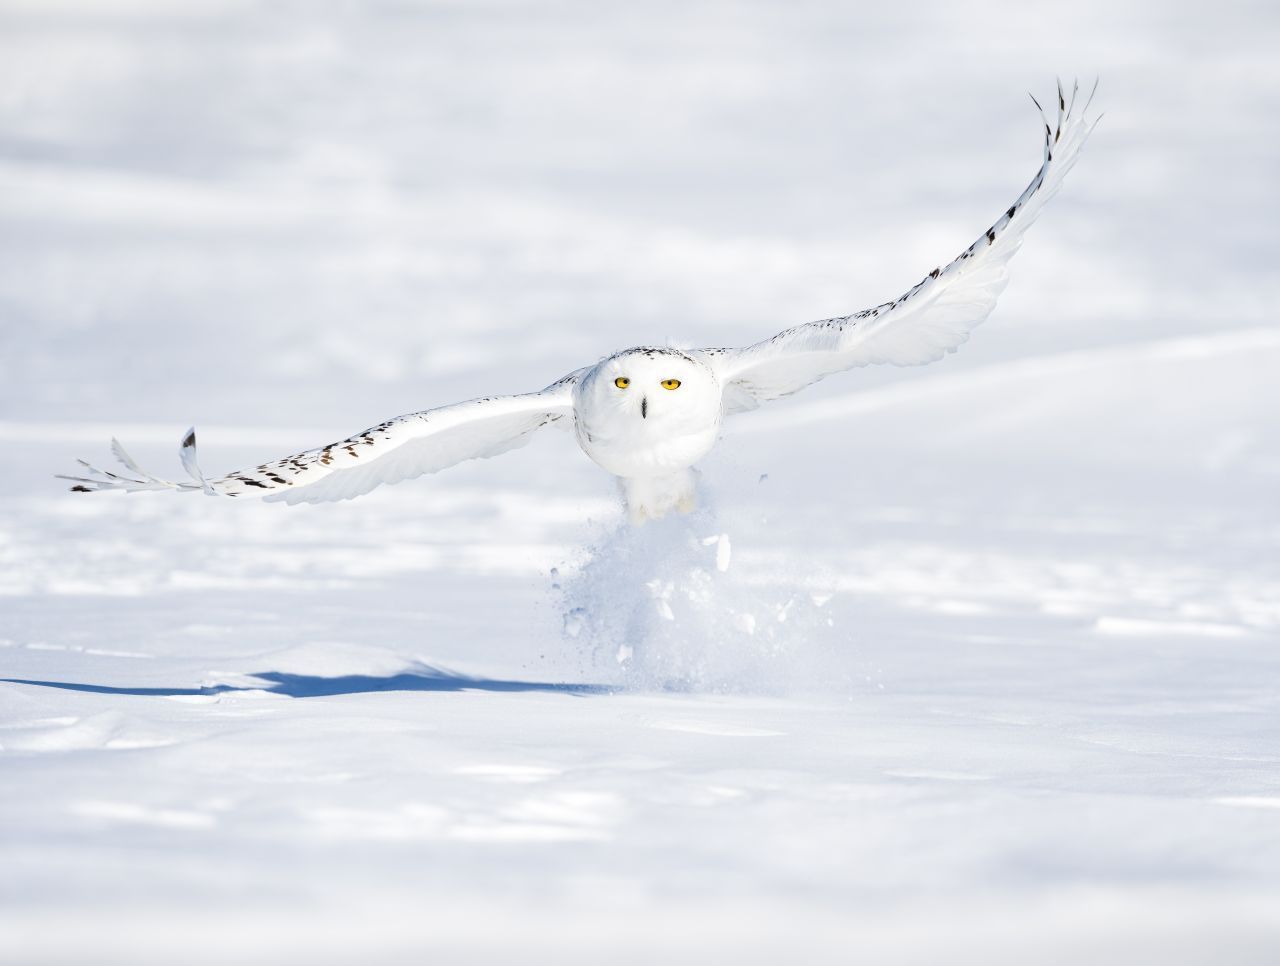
left=62, top=83, right=1098, bottom=524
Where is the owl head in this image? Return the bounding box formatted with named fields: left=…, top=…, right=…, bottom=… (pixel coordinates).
left=576, top=347, right=721, bottom=439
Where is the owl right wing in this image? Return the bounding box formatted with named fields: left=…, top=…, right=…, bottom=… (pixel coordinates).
left=698, top=80, right=1099, bottom=415
left=60, top=370, right=583, bottom=505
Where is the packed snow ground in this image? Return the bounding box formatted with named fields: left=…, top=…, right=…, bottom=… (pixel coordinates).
left=2, top=1, right=1279, bottom=963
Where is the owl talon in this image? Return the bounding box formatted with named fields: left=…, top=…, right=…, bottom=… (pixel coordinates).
left=620, top=468, right=698, bottom=525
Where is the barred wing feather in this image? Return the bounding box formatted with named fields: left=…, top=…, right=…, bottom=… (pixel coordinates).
left=61, top=375, right=580, bottom=505
left=703, top=80, right=1099, bottom=414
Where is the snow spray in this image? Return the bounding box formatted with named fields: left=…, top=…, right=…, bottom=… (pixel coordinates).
left=555, top=500, right=839, bottom=693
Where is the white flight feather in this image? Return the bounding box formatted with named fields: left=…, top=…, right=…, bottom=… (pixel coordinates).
left=61, top=377, right=579, bottom=504
left=700, top=78, right=1100, bottom=413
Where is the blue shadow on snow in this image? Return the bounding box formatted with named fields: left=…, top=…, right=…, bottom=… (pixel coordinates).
left=1, top=665, right=612, bottom=699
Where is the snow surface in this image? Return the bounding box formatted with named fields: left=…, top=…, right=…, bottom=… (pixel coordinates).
left=2, top=1, right=1279, bottom=964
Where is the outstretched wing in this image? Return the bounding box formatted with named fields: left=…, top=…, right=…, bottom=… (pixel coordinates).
left=699, top=80, right=1100, bottom=415
left=60, top=371, right=581, bottom=505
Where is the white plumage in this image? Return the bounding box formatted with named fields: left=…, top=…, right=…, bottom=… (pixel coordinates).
left=62, top=82, right=1099, bottom=523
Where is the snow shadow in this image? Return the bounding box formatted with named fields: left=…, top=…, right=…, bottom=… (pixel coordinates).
left=2, top=666, right=611, bottom=699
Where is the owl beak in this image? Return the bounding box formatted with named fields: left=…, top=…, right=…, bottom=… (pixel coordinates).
left=641, top=396, right=648, bottom=419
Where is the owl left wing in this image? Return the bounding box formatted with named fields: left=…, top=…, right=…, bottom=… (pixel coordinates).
left=698, top=81, right=1099, bottom=415
left=60, top=371, right=582, bottom=506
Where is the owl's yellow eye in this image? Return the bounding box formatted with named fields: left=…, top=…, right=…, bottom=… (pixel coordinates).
left=661, top=378, right=682, bottom=390
left=614, top=377, right=630, bottom=389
